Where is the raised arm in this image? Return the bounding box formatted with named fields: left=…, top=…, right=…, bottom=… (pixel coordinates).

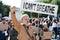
left=10, top=6, right=21, bottom=33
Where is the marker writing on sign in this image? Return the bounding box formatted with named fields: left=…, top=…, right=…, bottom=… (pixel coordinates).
left=23, top=2, right=55, bottom=14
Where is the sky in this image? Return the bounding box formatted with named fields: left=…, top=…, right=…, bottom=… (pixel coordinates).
left=1, top=0, right=36, bottom=20
left=2, top=0, right=36, bottom=8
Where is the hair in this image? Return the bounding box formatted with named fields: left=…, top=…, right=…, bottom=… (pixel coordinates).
left=20, top=14, right=29, bottom=21
left=54, top=19, right=56, bottom=23
left=29, top=19, right=32, bottom=23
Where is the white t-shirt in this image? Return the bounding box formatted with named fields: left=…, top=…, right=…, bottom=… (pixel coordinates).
left=52, top=22, right=57, bottom=28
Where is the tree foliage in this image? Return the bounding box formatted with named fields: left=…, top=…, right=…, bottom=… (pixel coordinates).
left=57, top=0, right=60, bottom=17
left=0, top=1, right=10, bottom=17
left=23, top=11, right=38, bottom=18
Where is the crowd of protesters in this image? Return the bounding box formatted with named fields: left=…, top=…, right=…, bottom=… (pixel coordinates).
left=29, top=17, right=60, bottom=39
left=0, top=18, right=10, bottom=40
left=0, top=7, right=60, bottom=40
left=0, top=16, right=60, bottom=40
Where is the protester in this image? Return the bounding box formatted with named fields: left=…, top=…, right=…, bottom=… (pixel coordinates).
left=10, top=6, right=35, bottom=40
left=52, top=19, right=57, bottom=39
left=0, top=18, right=9, bottom=40
left=32, top=18, right=35, bottom=26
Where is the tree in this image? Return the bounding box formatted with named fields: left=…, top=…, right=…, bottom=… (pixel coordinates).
left=3, top=5, right=10, bottom=16
left=39, top=0, right=52, bottom=3
left=0, top=1, right=3, bottom=14
left=23, top=11, right=38, bottom=18
left=0, top=1, right=10, bottom=17
left=57, top=0, right=60, bottom=17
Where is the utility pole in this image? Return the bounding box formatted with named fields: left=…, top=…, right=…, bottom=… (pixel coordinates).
left=54, top=0, right=57, bottom=17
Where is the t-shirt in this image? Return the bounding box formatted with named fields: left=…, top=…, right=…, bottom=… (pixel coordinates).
left=52, top=22, right=57, bottom=28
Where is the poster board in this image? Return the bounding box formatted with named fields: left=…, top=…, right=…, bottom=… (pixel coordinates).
left=21, top=0, right=58, bottom=16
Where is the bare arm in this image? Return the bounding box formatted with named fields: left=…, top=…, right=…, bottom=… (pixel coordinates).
left=10, top=6, right=21, bottom=33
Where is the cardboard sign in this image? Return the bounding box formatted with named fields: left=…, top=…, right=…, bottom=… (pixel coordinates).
left=42, top=32, right=52, bottom=39
left=21, top=0, right=58, bottom=16
left=0, top=23, right=8, bottom=31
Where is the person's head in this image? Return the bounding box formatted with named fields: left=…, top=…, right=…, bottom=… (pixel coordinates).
left=1, top=18, right=6, bottom=24
left=53, top=19, right=57, bottom=23
left=2, top=17, right=5, bottom=20
left=20, top=14, right=29, bottom=24
left=29, top=19, right=32, bottom=23
left=35, top=19, right=39, bottom=24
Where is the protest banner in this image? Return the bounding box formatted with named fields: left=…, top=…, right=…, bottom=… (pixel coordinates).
left=21, top=0, right=58, bottom=16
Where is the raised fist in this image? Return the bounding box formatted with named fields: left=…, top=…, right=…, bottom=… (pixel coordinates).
left=10, top=6, right=16, bottom=13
